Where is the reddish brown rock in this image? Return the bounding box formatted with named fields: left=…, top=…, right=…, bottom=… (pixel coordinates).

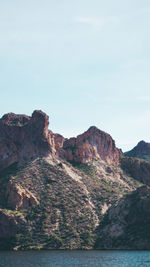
left=6, top=180, right=39, bottom=210
left=63, top=126, right=121, bottom=164
left=0, top=111, right=122, bottom=170
left=48, top=131, right=65, bottom=155
left=0, top=110, right=52, bottom=170
left=54, top=133, right=66, bottom=151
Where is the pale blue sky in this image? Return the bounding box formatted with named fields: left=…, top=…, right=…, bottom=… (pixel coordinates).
left=0, top=0, right=150, bottom=151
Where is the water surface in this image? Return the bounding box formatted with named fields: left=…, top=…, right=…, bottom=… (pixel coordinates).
left=0, top=250, right=150, bottom=267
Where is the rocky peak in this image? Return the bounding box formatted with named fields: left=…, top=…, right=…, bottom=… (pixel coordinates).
left=31, top=110, right=49, bottom=138
left=63, top=126, right=121, bottom=164
left=1, top=113, right=30, bottom=127
left=0, top=110, right=52, bottom=170
left=29, top=110, right=49, bottom=139
left=125, top=140, right=150, bottom=161
left=86, top=126, right=100, bottom=132
left=136, top=140, right=150, bottom=150
left=32, top=109, right=47, bottom=120
left=137, top=140, right=146, bottom=146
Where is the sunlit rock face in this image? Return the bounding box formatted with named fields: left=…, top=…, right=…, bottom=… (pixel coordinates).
left=63, top=126, right=121, bottom=164
left=0, top=111, right=122, bottom=171
left=6, top=179, right=39, bottom=210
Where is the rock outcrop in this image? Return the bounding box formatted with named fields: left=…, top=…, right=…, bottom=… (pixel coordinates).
left=63, top=126, right=121, bottom=164
left=6, top=180, right=39, bottom=210
left=0, top=110, right=66, bottom=171
left=0, top=110, right=51, bottom=170
left=0, top=111, right=122, bottom=171
left=48, top=131, right=65, bottom=155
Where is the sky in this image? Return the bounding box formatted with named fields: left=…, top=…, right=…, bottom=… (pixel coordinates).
left=0, top=0, right=150, bottom=151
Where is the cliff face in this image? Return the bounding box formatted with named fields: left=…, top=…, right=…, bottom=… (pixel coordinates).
left=63, top=126, right=121, bottom=164
left=0, top=110, right=66, bottom=171
left=0, top=110, right=51, bottom=170
left=0, top=111, right=121, bottom=171
left=125, top=140, right=150, bottom=162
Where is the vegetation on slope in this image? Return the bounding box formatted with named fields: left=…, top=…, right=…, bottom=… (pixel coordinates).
left=0, top=157, right=142, bottom=250
left=95, top=185, right=150, bottom=249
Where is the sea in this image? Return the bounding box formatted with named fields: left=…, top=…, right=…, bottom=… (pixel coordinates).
left=0, top=250, right=150, bottom=267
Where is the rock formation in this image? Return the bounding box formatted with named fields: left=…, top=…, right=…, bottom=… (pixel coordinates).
left=6, top=179, right=39, bottom=210
left=0, top=111, right=121, bottom=171
left=0, top=110, right=51, bottom=170
left=63, top=126, right=121, bottom=164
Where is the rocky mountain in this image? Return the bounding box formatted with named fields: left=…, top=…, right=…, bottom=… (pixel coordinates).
left=125, top=140, right=150, bottom=162
left=0, top=110, right=150, bottom=250
left=95, top=185, right=150, bottom=249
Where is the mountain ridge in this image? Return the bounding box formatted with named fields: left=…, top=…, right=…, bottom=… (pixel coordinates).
left=0, top=110, right=122, bottom=170
left=125, top=140, right=150, bottom=162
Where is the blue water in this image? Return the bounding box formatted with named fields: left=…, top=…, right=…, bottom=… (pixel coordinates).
left=0, top=250, right=150, bottom=267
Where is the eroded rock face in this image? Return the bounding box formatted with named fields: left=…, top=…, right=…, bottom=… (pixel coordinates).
left=48, top=131, right=65, bottom=155
left=0, top=110, right=52, bottom=170
left=6, top=180, right=39, bottom=210
left=0, top=111, right=122, bottom=170
left=63, top=126, right=121, bottom=164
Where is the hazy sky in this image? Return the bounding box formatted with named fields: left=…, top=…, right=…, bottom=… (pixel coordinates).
left=0, top=0, right=150, bottom=151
